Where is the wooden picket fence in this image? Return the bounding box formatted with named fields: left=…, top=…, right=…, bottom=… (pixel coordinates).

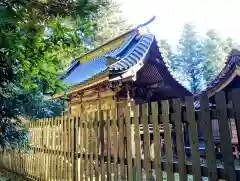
left=1, top=90, right=240, bottom=181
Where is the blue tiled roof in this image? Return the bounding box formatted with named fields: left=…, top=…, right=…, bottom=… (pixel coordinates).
left=200, top=49, right=240, bottom=95
left=61, top=16, right=162, bottom=87
left=62, top=17, right=159, bottom=87
left=62, top=33, right=159, bottom=86
left=62, top=56, right=108, bottom=86
left=106, top=31, right=138, bottom=59
left=109, top=34, right=155, bottom=74
left=62, top=32, right=142, bottom=86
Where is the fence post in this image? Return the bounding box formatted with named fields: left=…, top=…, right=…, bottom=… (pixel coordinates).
left=73, top=116, right=77, bottom=181
left=200, top=94, right=217, bottom=181
left=161, top=100, right=174, bottom=181
left=172, top=99, right=187, bottom=181
left=216, top=91, right=236, bottom=181
left=185, top=96, right=201, bottom=181
left=232, top=88, right=240, bottom=150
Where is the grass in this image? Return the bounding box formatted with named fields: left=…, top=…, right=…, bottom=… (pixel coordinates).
left=0, top=169, right=24, bottom=181
left=0, top=177, right=9, bottom=181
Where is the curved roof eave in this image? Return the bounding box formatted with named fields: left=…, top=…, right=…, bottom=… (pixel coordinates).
left=196, top=49, right=240, bottom=97
left=109, top=34, right=155, bottom=77
left=61, top=17, right=157, bottom=91
left=109, top=35, right=154, bottom=81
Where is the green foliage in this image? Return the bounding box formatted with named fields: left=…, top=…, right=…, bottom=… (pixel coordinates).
left=0, top=177, right=10, bottom=181
left=202, top=30, right=236, bottom=85
left=160, top=23, right=236, bottom=93
left=91, top=2, right=132, bottom=47
left=158, top=39, right=173, bottom=70
left=0, top=121, right=29, bottom=151
left=0, top=0, right=107, bottom=150
left=173, top=24, right=204, bottom=93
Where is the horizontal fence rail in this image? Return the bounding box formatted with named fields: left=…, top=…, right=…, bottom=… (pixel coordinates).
left=1, top=89, right=240, bottom=181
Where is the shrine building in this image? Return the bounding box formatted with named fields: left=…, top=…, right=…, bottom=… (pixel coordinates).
left=61, top=18, right=191, bottom=119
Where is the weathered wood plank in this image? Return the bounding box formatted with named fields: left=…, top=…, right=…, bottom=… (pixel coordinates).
left=46, top=119, right=50, bottom=181
left=133, top=104, right=141, bottom=181
left=40, top=120, right=43, bottom=180
left=16, top=150, right=19, bottom=174
left=27, top=122, right=32, bottom=174
left=64, top=115, right=68, bottom=181
left=185, top=96, right=201, bottom=181
left=51, top=119, right=54, bottom=181
left=89, top=114, right=94, bottom=181
left=119, top=109, right=125, bottom=181
left=29, top=123, right=33, bottom=177
left=53, top=118, right=56, bottom=180
left=79, top=115, right=84, bottom=181
left=32, top=121, right=37, bottom=176
left=94, top=110, right=101, bottom=181
left=26, top=122, right=30, bottom=178
left=107, top=110, right=111, bottom=181
left=69, top=117, right=73, bottom=180
left=40, top=120, right=44, bottom=181
left=111, top=105, right=118, bottom=181
left=35, top=121, right=38, bottom=178
left=232, top=88, right=240, bottom=149
left=215, top=91, right=236, bottom=181
left=60, top=115, right=64, bottom=181
left=49, top=119, right=52, bottom=181
left=200, top=94, right=217, bottom=181
left=125, top=105, right=133, bottom=181
left=33, top=121, right=36, bottom=178
left=55, top=117, right=59, bottom=181
left=100, top=110, right=105, bottom=181
left=53, top=117, right=57, bottom=181
left=85, top=118, right=89, bottom=181
left=142, top=103, right=151, bottom=180
left=50, top=118, right=54, bottom=181
left=152, top=102, right=163, bottom=181
left=41, top=120, right=44, bottom=180
left=45, top=120, right=48, bottom=180
left=48, top=119, right=51, bottom=180
left=72, top=116, right=75, bottom=181
left=34, top=121, right=36, bottom=179
left=161, top=100, right=174, bottom=181
left=76, top=113, right=79, bottom=181
left=172, top=99, right=187, bottom=181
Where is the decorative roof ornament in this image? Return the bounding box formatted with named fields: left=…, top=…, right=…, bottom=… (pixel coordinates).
left=136, top=16, right=155, bottom=34
left=134, top=16, right=156, bottom=30
left=107, top=16, right=156, bottom=59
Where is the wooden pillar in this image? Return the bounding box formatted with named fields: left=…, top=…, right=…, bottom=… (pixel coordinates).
left=68, top=95, right=71, bottom=115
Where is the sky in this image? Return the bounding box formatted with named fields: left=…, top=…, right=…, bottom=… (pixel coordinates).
left=117, top=0, right=240, bottom=46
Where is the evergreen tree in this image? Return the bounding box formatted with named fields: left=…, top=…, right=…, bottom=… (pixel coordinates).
left=158, top=39, right=185, bottom=84
left=91, top=2, right=132, bottom=47
left=158, top=39, right=173, bottom=69
left=202, top=29, right=235, bottom=86
left=173, top=23, right=204, bottom=93
left=158, top=25, right=238, bottom=93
